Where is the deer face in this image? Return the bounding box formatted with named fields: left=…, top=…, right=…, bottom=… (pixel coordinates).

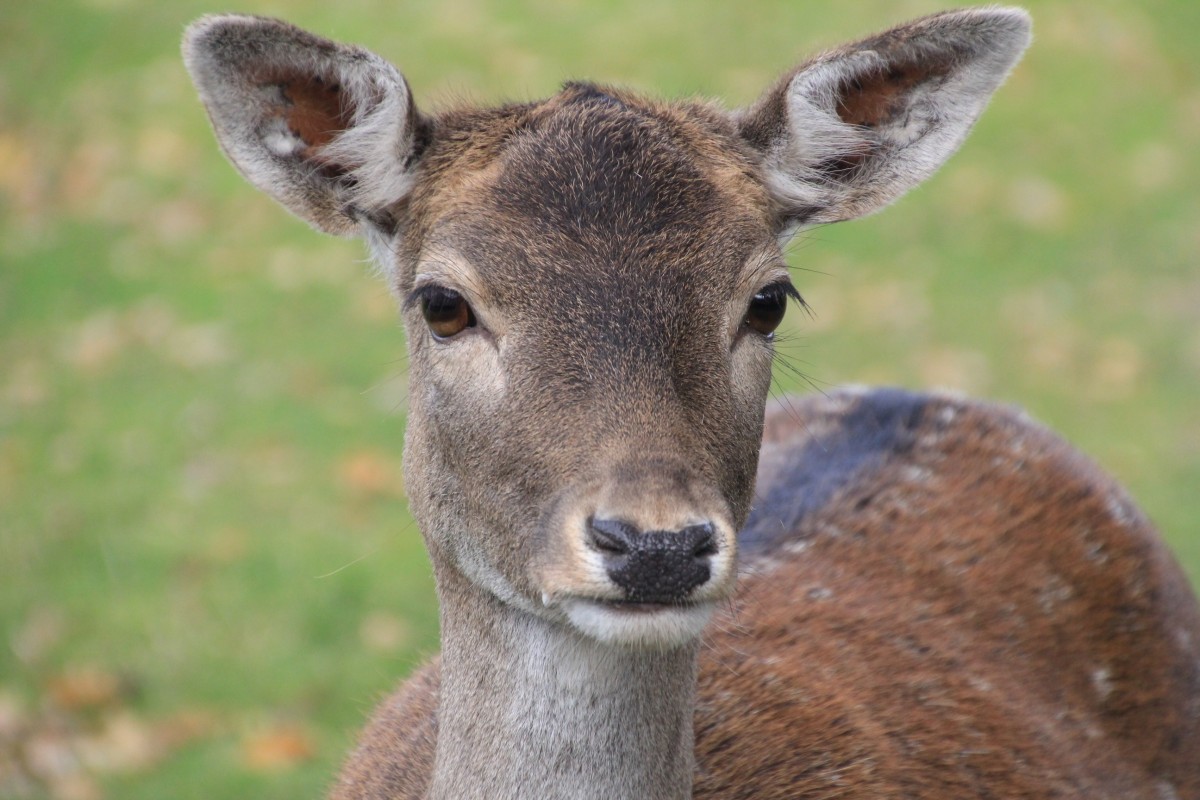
left=184, top=9, right=1030, bottom=648
left=391, top=87, right=786, bottom=646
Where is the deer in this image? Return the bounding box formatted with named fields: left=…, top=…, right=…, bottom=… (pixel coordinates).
left=182, top=7, right=1200, bottom=799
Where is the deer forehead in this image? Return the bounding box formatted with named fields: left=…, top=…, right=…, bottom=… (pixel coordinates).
left=402, top=84, right=779, bottom=311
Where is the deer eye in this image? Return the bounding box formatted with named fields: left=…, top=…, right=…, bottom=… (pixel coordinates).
left=742, top=281, right=800, bottom=338
left=417, top=286, right=476, bottom=339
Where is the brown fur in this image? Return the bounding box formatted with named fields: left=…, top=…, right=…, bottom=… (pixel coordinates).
left=333, top=391, right=1200, bottom=799
left=277, top=75, right=350, bottom=154
left=835, top=63, right=949, bottom=128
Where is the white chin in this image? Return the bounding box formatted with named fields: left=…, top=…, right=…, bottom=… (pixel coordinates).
left=561, top=599, right=716, bottom=649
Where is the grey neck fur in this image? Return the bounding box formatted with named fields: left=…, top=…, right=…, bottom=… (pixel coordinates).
left=430, top=566, right=699, bottom=800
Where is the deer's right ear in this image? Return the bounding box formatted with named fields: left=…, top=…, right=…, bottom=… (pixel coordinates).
left=183, top=15, right=426, bottom=237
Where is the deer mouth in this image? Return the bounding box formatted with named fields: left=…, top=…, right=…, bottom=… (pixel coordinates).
left=557, top=596, right=717, bottom=648
left=595, top=599, right=708, bottom=613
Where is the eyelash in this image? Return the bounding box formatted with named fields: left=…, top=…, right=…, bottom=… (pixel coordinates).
left=742, top=280, right=802, bottom=338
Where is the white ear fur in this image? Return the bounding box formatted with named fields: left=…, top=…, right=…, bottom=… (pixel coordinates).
left=740, top=7, right=1032, bottom=231
left=183, top=15, right=423, bottom=237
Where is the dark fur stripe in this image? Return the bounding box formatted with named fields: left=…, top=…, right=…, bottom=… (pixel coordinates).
left=741, top=388, right=930, bottom=555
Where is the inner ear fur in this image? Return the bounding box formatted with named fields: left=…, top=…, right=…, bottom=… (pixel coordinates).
left=183, top=15, right=426, bottom=236
left=738, top=7, right=1032, bottom=231
left=269, top=72, right=353, bottom=158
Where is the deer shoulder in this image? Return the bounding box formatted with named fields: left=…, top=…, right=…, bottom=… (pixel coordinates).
left=695, top=388, right=1200, bottom=798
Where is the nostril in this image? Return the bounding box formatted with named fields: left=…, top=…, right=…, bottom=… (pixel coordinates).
left=684, top=523, right=718, bottom=558
left=588, top=517, right=638, bottom=555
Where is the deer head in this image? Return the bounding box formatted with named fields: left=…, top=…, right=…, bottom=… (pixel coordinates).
left=183, top=9, right=1031, bottom=650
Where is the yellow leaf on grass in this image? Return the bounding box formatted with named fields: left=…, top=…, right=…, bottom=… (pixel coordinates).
left=242, top=725, right=316, bottom=772
left=45, top=668, right=124, bottom=711
left=337, top=450, right=403, bottom=498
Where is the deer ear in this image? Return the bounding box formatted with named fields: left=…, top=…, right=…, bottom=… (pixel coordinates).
left=183, top=15, right=426, bottom=237
left=738, top=7, right=1031, bottom=231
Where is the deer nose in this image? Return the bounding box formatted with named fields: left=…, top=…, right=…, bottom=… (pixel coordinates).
left=587, top=517, right=718, bottom=603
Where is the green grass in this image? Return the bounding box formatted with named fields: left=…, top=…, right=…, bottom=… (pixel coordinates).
left=2, top=0, right=1197, bottom=797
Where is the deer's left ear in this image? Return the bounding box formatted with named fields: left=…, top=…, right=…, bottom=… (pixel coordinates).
left=738, top=7, right=1031, bottom=231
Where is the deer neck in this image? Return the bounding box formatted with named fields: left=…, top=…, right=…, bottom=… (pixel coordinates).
left=429, top=563, right=699, bottom=800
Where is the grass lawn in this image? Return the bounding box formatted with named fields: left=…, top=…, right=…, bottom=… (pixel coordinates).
left=2, top=1, right=1197, bottom=797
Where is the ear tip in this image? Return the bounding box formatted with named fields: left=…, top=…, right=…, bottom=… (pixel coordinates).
left=976, top=5, right=1032, bottom=22
left=181, top=14, right=315, bottom=71
left=182, top=15, right=405, bottom=89
left=182, top=15, right=259, bottom=72
left=961, top=6, right=1034, bottom=48
left=987, top=7, right=1035, bottom=70
left=985, top=6, right=1034, bottom=44
left=919, top=6, right=1032, bottom=71
left=183, top=13, right=262, bottom=49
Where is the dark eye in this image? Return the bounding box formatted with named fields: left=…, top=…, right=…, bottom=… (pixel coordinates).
left=742, top=281, right=799, bottom=337
left=418, top=286, right=476, bottom=339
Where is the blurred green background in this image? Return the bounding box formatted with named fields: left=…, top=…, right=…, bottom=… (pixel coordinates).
left=1, top=0, right=1197, bottom=797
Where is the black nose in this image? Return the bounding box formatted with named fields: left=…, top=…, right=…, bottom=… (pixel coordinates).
left=588, top=517, right=717, bottom=603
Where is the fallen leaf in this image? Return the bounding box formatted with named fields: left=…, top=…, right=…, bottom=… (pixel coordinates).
left=48, top=774, right=102, bottom=800
left=337, top=450, right=402, bottom=498
left=155, top=710, right=220, bottom=751
left=61, top=312, right=124, bottom=374
left=242, top=724, right=316, bottom=772
left=78, top=711, right=160, bottom=773
left=23, top=727, right=79, bottom=782
left=45, top=669, right=124, bottom=711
